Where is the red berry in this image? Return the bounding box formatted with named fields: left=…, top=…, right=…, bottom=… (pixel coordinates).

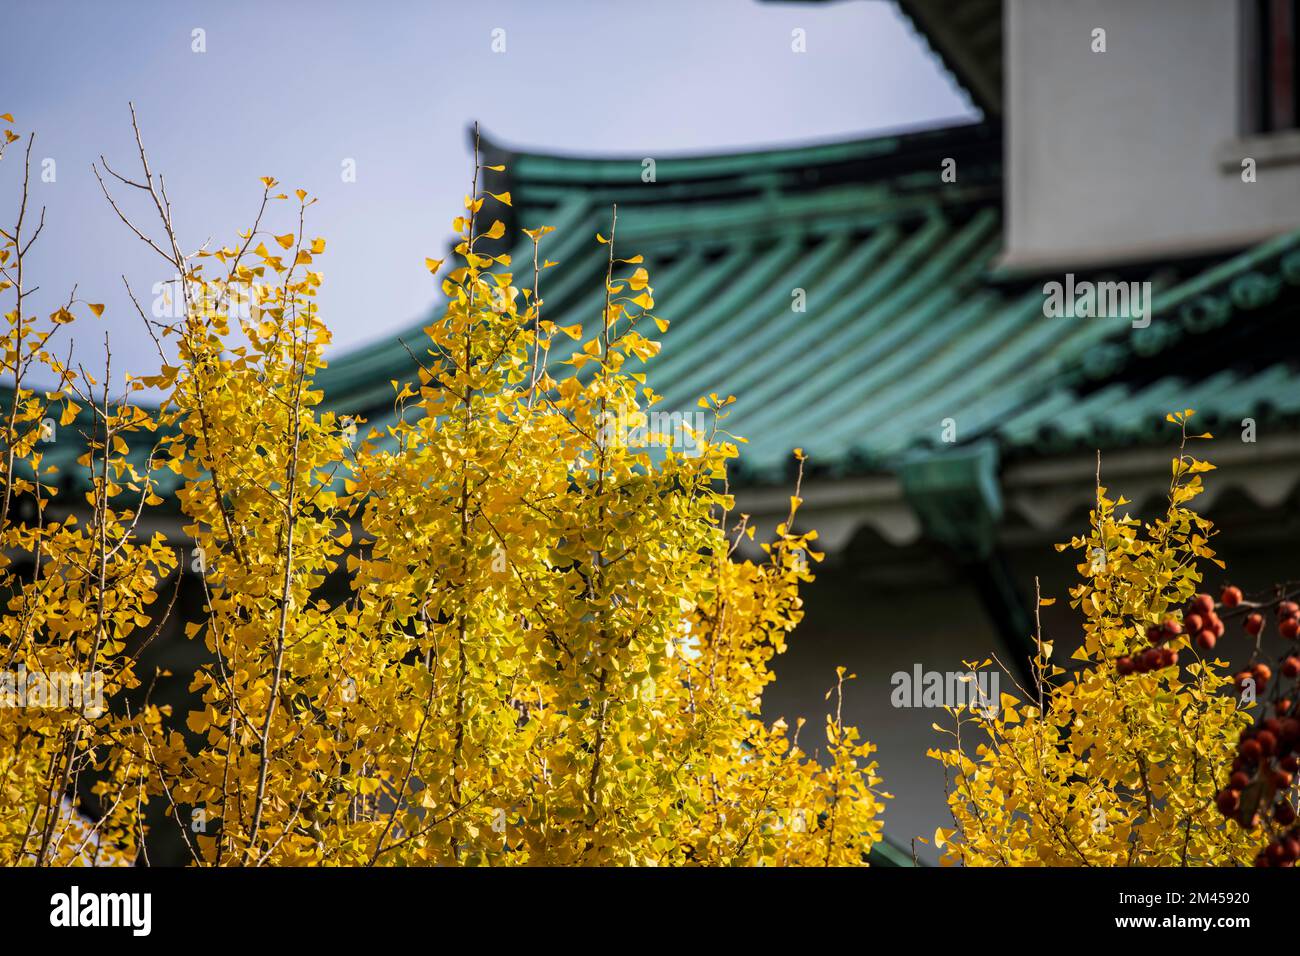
left=1285, top=657, right=1300, bottom=679
left=1222, top=586, right=1243, bottom=608
left=1277, top=802, right=1297, bottom=826
left=1283, top=754, right=1300, bottom=773
left=1285, top=837, right=1300, bottom=863
left=1246, top=613, right=1264, bottom=636
left=1258, top=730, right=1279, bottom=756
left=1163, top=616, right=1182, bottom=637
left=1116, top=656, right=1134, bottom=676
left=1230, top=771, right=1251, bottom=790
left=1282, top=618, right=1300, bottom=640
left=1255, top=663, right=1274, bottom=685
left=1217, top=788, right=1240, bottom=816
left=1280, top=601, right=1299, bottom=619
left=1194, top=594, right=1215, bottom=616
left=1275, top=769, right=1295, bottom=789
left=1242, top=739, right=1263, bottom=762
left=1198, top=629, right=1216, bottom=650
left=1185, top=613, right=1204, bottom=635
left=1210, top=613, right=1225, bottom=637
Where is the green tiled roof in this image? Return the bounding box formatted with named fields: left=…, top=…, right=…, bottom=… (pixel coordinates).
left=15, top=121, right=1300, bottom=498
left=994, top=227, right=1300, bottom=460
left=317, top=121, right=1300, bottom=486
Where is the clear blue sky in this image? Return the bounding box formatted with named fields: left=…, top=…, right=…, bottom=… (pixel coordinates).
left=1, top=0, right=974, bottom=388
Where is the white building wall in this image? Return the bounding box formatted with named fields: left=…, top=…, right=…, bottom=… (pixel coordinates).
left=1003, top=0, right=1300, bottom=270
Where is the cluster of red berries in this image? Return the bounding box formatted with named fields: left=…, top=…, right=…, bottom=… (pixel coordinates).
left=1234, top=662, right=1274, bottom=695
left=1278, top=600, right=1300, bottom=640
left=1116, top=591, right=1231, bottom=676
left=1185, top=591, right=1229, bottom=650
left=1217, top=592, right=1300, bottom=864
left=1237, top=598, right=1300, bottom=641
left=1216, top=715, right=1300, bottom=836
left=1255, top=826, right=1300, bottom=866
left=1115, top=588, right=1300, bottom=679
left=1116, top=636, right=1178, bottom=676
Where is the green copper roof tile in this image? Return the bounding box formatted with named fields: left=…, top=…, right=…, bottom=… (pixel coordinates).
left=317, top=154, right=1298, bottom=478
left=738, top=213, right=1000, bottom=438
left=28, top=121, right=1300, bottom=501
left=650, top=235, right=857, bottom=406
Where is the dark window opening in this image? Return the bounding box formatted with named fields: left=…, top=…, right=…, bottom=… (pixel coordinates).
left=1249, top=0, right=1300, bottom=133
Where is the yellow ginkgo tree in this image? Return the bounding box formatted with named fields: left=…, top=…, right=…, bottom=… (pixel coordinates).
left=0, top=110, right=888, bottom=866
left=929, top=412, right=1260, bottom=866
left=0, top=109, right=176, bottom=865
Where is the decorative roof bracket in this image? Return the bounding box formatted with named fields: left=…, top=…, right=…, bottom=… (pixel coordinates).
left=898, top=439, right=1003, bottom=558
